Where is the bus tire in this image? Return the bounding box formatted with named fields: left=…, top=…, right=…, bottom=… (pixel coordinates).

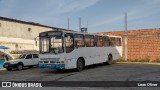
left=107, top=55, right=113, bottom=65
left=76, top=58, right=84, bottom=72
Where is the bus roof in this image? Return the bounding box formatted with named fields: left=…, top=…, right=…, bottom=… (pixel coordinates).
left=40, top=30, right=122, bottom=38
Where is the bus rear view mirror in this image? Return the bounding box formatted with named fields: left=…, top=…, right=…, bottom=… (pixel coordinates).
left=36, top=41, right=37, bottom=46
left=34, top=36, right=39, bottom=46
left=34, top=38, right=37, bottom=46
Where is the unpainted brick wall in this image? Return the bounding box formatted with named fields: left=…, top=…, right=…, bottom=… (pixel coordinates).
left=98, top=28, right=160, bottom=60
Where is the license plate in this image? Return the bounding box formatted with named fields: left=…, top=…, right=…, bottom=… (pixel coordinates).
left=4, top=64, right=8, bottom=67
left=47, top=64, right=51, bottom=67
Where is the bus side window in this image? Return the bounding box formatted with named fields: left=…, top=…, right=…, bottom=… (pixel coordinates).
left=119, top=38, right=122, bottom=46
left=108, top=37, right=112, bottom=46
left=65, top=33, right=74, bottom=53
left=116, top=38, right=121, bottom=46
left=103, top=36, right=107, bottom=47
left=97, top=36, right=103, bottom=47
left=94, top=36, right=97, bottom=47
left=110, top=37, right=115, bottom=46
left=106, top=36, right=109, bottom=47
left=74, top=34, right=85, bottom=47
left=85, top=35, right=94, bottom=47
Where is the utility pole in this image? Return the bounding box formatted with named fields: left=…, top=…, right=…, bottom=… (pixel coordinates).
left=79, top=17, right=81, bottom=31
left=124, top=12, right=128, bottom=61
left=87, top=21, right=88, bottom=29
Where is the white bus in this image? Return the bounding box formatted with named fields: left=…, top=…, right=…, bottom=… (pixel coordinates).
left=38, top=30, right=122, bottom=71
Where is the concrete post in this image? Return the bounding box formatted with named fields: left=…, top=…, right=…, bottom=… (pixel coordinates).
left=124, top=12, right=128, bottom=61
left=124, top=35, right=128, bottom=61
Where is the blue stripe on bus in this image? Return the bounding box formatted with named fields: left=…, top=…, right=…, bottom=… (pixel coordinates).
left=38, top=64, right=65, bottom=69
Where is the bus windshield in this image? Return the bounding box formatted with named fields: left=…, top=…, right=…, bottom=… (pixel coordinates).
left=40, top=36, right=63, bottom=54
left=40, top=38, right=50, bottom=53
left=50, top=36, right=63, bottom=54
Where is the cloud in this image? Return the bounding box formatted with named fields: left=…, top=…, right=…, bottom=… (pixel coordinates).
left=55, top=0, right=100, bottom=14
left=92, top=0, right=160, bottom=28
left=93, top=15, right=124, bottom=27
left=0, top=0, right=100, bottom=30
left=0, top=0, right=100, bottom=16
left=127, top=0, right=160, bottom=21
left=0, top=0, right=18, bottom=17
left=0, top=0, right=100, bottom=27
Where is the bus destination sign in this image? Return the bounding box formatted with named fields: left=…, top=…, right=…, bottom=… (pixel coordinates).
left=40, top=31, right=62, bottom=37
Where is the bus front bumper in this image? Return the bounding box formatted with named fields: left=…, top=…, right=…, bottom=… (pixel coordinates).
left=38, top=64, right=65, bottom=69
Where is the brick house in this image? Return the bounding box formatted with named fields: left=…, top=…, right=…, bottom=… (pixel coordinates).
left=97, top=28, right=160, bottom=60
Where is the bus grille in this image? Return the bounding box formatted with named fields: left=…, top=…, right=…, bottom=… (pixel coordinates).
left=50, top=61, right=55, bottom=63
left=43, top=61, right=49, bottom=63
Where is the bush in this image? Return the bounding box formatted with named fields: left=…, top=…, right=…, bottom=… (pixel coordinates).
left=115, top=58, right=160, bottom=63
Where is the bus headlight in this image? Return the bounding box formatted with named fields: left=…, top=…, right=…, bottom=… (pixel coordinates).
left=39, top=61, right=43, bottom=63
left=60, top=61, right=64, bottom=63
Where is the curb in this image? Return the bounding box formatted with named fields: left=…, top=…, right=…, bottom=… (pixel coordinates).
left=115, top=62, right=160, bottom=65
left=0, top=68, right=6, bottom=71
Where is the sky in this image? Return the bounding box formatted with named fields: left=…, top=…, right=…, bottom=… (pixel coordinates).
left=0, top=0, right=160, bottom=33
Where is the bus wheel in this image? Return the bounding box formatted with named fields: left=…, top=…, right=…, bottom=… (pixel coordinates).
left=107, top=55, right=113, bottom=65
left=76, top=58, right=84, bottom=72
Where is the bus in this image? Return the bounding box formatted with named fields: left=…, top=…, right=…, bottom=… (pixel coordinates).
left=38, top=30, right=122, bottom=71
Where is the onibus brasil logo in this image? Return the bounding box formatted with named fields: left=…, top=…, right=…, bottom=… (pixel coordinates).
left=2, top=82, right=42, bottom=87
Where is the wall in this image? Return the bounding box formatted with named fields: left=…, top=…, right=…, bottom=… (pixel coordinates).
left=0, top=19, right=54, bottom=59
left=0, top=20, right=53, bottom=39
left=98, top=28, right=160, bottom=60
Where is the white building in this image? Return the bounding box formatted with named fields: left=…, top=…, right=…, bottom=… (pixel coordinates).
left=0, top=16, right=66, bottom=59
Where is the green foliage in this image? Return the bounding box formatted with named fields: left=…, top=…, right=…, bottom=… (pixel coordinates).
left=114, top=58, right=126, bottom=62
left=115, top=58, right=160, bottom=63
